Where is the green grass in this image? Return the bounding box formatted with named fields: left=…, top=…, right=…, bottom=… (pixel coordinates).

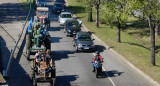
left=67, top=0, right=160, bottom=83
left=18, top=0, right=35, bottom=11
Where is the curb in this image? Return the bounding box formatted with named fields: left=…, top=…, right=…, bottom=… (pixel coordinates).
left=65, top=0, right=160, bottom=86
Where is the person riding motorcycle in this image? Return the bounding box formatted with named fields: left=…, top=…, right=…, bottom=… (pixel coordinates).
left=93, top=51, right=103, bottom=72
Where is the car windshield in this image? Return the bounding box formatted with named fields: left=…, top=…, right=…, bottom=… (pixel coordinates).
left=38, top=11, right=48, bottom=15
left=62, top=14, right=72, bottom=18
left=55, top=4, right=63, bottom=7
left=68, top=22, right=78, bottom=26
left=78, top=35, right=91, bottom=41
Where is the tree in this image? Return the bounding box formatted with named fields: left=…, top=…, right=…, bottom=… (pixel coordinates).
left=83, top=0, right=94, bottom=22
left=104, top=0, right=129, bottom=42
left=128, top=0, right=160, bottom=65
left=95, top=0, right=100, bottom=27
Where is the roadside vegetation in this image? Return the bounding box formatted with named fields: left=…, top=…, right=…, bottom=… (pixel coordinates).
left=18, top=0, right=35, bottom=11
left=67, top=0, right=160, bottom=83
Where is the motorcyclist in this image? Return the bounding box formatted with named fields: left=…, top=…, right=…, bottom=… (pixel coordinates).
left=93, top=51, right=103, bottom=72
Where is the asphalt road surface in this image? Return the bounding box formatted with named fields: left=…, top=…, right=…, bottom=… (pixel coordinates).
left=3, top=0, right=158, bottom=86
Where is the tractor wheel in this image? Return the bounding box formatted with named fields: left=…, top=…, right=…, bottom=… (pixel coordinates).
left=26, top=49, right=31, bottom=60
left=26, top=34, right=31, bottom=53
left=30, top=69, right=35, bottom=81
left=45, top=38, right=51, bottom=50
left=33, top=78, right=37, bottom=86
left=51, top=68, right=56, bottom=78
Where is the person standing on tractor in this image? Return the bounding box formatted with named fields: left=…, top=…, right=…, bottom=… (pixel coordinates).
left=46, top=49, right=53, bottom=67
left=92, top=51, right=103, bottom=72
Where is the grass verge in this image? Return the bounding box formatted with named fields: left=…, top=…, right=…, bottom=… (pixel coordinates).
left=67, top=0, right=160, bottom=83
left=18, top=0, right=35, bottom=11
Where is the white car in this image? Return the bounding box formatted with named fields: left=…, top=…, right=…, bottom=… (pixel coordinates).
left=58, top=12, right=73, bottom=26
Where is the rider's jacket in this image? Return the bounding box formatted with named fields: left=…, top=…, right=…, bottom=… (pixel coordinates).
left=93, top=55, right=103, bottom=62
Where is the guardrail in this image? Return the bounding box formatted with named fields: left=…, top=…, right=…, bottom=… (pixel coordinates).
left=3, top=0, right=32, bottom=78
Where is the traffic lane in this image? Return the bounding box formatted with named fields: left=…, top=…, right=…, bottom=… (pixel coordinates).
left=100, top=49, right=154, bottom=86
left=90, top=30, right=154, bottom=85
left=49, top=13, right=113, bottom=86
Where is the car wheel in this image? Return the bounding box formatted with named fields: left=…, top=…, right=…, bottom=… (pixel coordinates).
left=64, top=29, right=66, bottom=33
left=66, top=32, right=68, bottom=36
left=76, top=46, right=79, bottom=52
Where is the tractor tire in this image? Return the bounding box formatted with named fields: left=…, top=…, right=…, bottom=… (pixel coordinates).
left=50, top=79, right=56, bottom=86
left=51, top=69, right=56, bottom=78
left=26, top=34, right=31, bottom=51
left=30, top=69, right=35, bottom=81
left=45, top=38, right=51, bottom=50
left=33, top=78, right=37, bottom=86
left=26, top=49, right=31, bottom=60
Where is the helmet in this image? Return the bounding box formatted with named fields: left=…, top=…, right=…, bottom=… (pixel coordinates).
left=95, top=51, right=100, bottom=55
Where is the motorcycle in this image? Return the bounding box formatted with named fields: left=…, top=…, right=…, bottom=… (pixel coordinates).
left=92, top=61, right=103, bottom=78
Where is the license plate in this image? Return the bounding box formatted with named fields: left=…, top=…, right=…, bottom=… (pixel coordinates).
left=84, top=47, right=89, bottom=49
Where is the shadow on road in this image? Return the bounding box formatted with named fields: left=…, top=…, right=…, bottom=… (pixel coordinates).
left=52, top=50, right=76, bottom=61
left=56, top=75, right=79, bottom=86
left=50, top=37, right=63, bottom=43
left=5, top=33, right=33, bottom=86
left=104, top=70, right=124, bottom=77
left=49, top=27, right=64, bottom=32
left=0, top=36, right=10, bottom=72
left=0, top=3, right=27, bottom=24
left=95, top=45, right=106, bottom=53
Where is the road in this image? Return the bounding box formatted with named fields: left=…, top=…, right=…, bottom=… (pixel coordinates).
left=1, top=0, right=158, bottom=86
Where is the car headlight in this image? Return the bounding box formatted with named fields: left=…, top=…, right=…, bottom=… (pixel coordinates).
left=78, top=44, right=82, bottom=47
left=61, top=19, right=65, bottom=23
left=91, top=44, right=95, bottom=47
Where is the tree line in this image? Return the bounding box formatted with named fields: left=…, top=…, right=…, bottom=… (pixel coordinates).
left=77, top=0, right=160, bottom=66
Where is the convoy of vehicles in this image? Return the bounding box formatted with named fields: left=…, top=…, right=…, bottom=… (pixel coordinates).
left=25, top=0, right=98, bottom=85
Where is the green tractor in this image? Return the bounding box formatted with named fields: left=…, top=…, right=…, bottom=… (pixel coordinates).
left=26, top=22, right=51, bottom=60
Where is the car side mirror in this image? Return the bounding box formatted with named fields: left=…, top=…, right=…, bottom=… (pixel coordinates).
left=78, top=21, right=82, bottom=27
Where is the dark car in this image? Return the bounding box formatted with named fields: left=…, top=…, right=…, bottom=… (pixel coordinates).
left=36, top=0, right=46, bottom=7
left=73, top=32, right=95, bottom=52
left=52, top=2, right=65, bottom=13
left=55, top=0, right=65, bottom=5
left=64, top=18, right=82, bottom=36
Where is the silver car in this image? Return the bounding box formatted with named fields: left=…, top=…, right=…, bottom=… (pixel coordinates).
left=58, top=12, right=73, bottom=26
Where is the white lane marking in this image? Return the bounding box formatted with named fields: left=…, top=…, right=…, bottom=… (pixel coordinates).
left=102, top=67, right=116, bottom=86
left=92, top=53, right=116, bottom=86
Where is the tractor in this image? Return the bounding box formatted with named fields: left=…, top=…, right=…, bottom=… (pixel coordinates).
left=26, top=20, right=51, bottom=60
left=35, top=7, right=50, bottom=30
left=30, top=50, right=56, bottom=86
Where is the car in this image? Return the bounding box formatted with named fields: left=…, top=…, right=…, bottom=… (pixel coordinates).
left=73, top=31, right=95, bottom=52
left=52, top=2, right=65, bottom=14
left=58, top=12, right=73, bottom=26
left=64, top=18, right=82, bottom=36
left=55, top=0, right=65, bottom=5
